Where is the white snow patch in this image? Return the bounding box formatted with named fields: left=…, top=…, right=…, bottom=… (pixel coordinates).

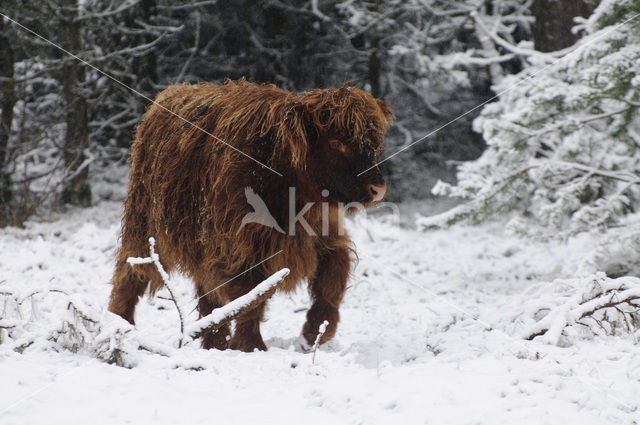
left=1, top=201, right=639, bottom=424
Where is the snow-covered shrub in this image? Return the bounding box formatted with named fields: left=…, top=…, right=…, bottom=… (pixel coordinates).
left=518, top=273, right=640, bottom=345
left=0, top=241, right=289, bottom=368
left=0, top=283, right=140, bottom=367
left=420, top=0, right=640, bottom=241
left=577, top=218, right=640, bottom=277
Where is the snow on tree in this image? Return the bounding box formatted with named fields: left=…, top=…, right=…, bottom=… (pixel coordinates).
left=0, top=0, right=175, bottom=219
left=420, top=0, right=640, bottom=248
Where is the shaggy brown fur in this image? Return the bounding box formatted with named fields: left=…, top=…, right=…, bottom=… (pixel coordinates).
left=109, top=79, right=393, bottom=352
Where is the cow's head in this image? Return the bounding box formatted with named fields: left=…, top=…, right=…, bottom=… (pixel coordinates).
left=285, top=87, right=393, bottom=207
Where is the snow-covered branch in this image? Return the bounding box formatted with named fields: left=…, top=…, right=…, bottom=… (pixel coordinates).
left=127, top=238, right=289, bottom=348
left=521, top=106, right=635, bottom=138
left=127, top=237, right=186, bottom=347
left=89, top=33, right=171, bottom=61
left=548, top=160, right=640, bottom=185
left=186, top=268, right=290, bottom=342
left=311, top=320, right=328, bottom=364
left=75, top=0, right=141, bottom=22
left=63, top=149, right=95, bottom=184
left=525, top=275, right=640, bottom=344
left=419, top=164, right=536, bottom=229
left=0, top=263, right=289, bottom=367
left=157, top=1, right=219, bottom=11
left=470, top=10, right=560, bottom=63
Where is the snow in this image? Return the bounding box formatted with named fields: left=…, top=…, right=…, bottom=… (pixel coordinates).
left=1, top=196, right=639, bottom=424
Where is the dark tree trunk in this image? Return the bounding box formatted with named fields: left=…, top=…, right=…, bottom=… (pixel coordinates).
left=368, top=36, right=381, bottom=98
left=59, top=0, right=91, bottom=207
left=367, top=0, right=381, bottom=98
left=0, top=18, right=15, bottom=224
left=258, top=3, right=282, bottom=84
left=133, top=0, right=158, bottom=94
left=533, top=0, right=596, bottom=52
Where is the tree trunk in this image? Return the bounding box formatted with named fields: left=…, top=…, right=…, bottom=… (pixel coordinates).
left=367, top=0, right=381, bottom=98
left=133, top=0, right=158, bottom=94
left=59, top=0, right=91, bottom=207
left=533, top=0, right=596, bottom=52
left=368, top=37, right=381, bottom=98
left=0, top=18, right=16, bottom=224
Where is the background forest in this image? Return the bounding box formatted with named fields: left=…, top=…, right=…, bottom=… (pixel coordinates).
left=1, top=0, right=599, bottom=221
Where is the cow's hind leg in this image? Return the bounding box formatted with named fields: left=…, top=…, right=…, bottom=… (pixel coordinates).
left=108, top=257, right=151, bottom=324
left=225, top=276, right=268, bottom=352
left=195, top=287, right=231, bottom=350
left=229, top=302, right=267, bottom=352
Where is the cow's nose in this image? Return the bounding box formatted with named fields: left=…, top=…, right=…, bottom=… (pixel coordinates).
left=367, top=183, right=386, bottom=202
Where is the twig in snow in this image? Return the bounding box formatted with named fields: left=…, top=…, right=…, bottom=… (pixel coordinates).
left=311, top=320, right=329, bottom=364
left=0, top=320, right=16, bottom=329
left=127, top=237, right=186, bottom=347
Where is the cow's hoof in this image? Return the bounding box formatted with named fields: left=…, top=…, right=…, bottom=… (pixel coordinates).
left=229, top=337, right=267, bottom=352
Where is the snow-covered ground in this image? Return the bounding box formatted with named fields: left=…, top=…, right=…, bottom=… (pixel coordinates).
left=1, top=193, right=639, bottom=424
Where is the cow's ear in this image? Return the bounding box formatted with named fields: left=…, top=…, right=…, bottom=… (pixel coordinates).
left=276, top=102, right=309, bottom=170
left=376, top=98, right=395, bottom=127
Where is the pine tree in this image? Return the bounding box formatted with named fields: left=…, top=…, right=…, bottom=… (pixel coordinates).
left=421, top=0, right=640, bottom=241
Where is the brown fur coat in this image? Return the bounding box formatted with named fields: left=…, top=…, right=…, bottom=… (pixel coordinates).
left=109, top=79, right=393, bottom=351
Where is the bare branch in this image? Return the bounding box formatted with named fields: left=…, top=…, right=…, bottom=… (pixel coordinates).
left=127, top=237, right=187, bottom=347
left=89, top=32, right=171, bottom=62
left=157, top=0, right=219, bottom=11
left=75, top=0, right=141, bottom=22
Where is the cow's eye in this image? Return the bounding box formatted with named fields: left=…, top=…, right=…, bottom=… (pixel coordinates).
left=329, top=139, right=347, bottom=153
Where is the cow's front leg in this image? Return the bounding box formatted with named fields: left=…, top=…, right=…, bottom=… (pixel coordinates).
left=302, top=246, right=352, bottom=346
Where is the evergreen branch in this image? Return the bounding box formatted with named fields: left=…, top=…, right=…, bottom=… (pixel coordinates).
left=548, top=160, right=640, bottom=185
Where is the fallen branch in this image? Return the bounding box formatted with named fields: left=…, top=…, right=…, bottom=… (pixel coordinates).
left=186, top=268, right=290, bottom=342
left=525, top=276, right=640, bottom=343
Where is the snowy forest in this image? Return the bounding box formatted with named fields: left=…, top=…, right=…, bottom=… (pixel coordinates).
left=2, top=1, right=640, bottom=424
